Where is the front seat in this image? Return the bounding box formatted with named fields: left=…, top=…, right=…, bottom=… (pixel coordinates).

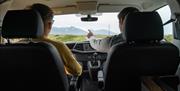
left=103, top=12, right=180, bottom=91
left=0, top=10, right=69, bottom=91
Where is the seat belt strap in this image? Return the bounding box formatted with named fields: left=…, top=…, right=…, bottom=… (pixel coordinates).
left=143, top=77, right=164, bottom=91
left=155, top=80, right=176, bottom=91
left=163, top=19, right=176, bottom=26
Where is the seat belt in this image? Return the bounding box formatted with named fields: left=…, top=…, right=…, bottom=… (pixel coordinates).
left=163, top=19, right=176, bottom=26
left=142, top=77, right=164, bottom=91
left=155, top=80, right=176, bottom=91
left=156, top=76, right=179, bottom=91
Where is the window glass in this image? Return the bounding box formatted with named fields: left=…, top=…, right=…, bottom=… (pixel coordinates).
left=50, top=5, right=173, bottom=43
left=50, top=13, right=119, bottom=42
left=157, top=5, right=173, bottom=42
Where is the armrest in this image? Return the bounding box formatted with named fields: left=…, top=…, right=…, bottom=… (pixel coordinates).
left=97, top=70, right=104, bottom=89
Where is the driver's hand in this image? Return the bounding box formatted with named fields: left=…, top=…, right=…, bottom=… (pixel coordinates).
left=87, top=29, right=94, bottom=39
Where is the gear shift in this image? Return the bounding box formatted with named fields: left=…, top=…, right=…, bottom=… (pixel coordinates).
left=92, top=52, right=98, bottom=66
left=87, top=52, right=101, bottom=81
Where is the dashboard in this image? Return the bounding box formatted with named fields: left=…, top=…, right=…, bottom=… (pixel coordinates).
left=66, top=41, right=107, bottom=70
left=66, top=41, right=94, bottom=51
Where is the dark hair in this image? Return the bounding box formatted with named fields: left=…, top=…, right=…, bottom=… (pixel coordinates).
left=30, top=3, right=54, bottom=23
left=118, top=7, right=139, bottom=21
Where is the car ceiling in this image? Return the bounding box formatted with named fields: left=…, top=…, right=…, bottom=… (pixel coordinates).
left=8, top=0, right=167, bottom=15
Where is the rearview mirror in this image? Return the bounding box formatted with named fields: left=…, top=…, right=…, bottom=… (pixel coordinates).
left=81, top=15, right=98, bottom=22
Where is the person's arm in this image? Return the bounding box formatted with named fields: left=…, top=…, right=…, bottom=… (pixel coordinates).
left=59, top=43, right=82, bottom=76
left=44, top=38, right=82, bottom=76
left=35, top=38, right=82, bottom=76
left=87, top=29, right=111, bottom=53
left=89, top=37, right=111, bottom=53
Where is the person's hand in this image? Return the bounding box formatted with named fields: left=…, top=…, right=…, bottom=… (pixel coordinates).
left=87, top=29, right=94, bottom=39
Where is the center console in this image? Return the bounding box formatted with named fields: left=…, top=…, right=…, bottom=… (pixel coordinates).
left=87, top=52, right=101, bottom=81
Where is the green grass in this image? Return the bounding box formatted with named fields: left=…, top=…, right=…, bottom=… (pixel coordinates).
left=164, top=34, right=173, bottom=42
left=48, top=34, right=109, bottom=42
left=48, top=34, right=173, bottom=43
left=48, top=35, right=86, bottom=42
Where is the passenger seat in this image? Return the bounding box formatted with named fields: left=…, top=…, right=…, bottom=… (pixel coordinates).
left=102, top=12, right=180, bottom=91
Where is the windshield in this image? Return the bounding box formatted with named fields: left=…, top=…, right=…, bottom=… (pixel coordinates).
left=49, top=13, right=119, bottom=43
left=49, top=6, right=173, bottom=43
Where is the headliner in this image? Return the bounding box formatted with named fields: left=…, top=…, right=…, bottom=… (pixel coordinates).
left=9, top=0, right=167, bottom=15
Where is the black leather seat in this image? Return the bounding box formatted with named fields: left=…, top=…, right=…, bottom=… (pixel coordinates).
left=103, top=12, right=180, bottom=91
left=0, top=10, right=69, bottom=91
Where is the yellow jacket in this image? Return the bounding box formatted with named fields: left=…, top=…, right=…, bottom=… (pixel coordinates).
left=34, top=37, right=82, bottom=76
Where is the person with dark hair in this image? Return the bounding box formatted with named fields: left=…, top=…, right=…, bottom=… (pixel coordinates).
left=87, top=7, right=139, bottom=52
left=30, top=3, right=82, bottom=76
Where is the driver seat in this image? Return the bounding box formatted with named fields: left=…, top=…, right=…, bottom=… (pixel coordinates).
left=0, top=10, right=69, bottom=91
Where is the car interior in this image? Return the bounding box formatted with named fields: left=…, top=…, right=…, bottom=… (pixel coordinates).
left=0, top=0, right=180, bottom=91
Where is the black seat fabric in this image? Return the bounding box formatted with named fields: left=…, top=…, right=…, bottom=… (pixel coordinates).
left=103, top=12, right=180, bottom=91
left=123, top=12, right=163, bottom=42
left=2, top=10, right=44, bottom=38
left=0, top=10, right=69, bottom=91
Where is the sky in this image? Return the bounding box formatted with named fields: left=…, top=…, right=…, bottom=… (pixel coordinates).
left=52, top=5, right=172, bottom=35
left=53, top=13, right=120, bottom=34
left=156, top=5, right=172, bottom=35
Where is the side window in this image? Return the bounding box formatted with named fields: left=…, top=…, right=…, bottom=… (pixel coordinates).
left=156, top=5, right=173, bottom=42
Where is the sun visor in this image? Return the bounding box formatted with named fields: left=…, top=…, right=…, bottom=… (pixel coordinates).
left=77, top=1, right=98, bottom=15
left=98, top=4, right=141, bottom=13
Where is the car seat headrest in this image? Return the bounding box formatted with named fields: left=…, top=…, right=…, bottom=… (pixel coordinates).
left=123, top=12, right=163, bottom=42
left=2, top=10, right=44, bottom=38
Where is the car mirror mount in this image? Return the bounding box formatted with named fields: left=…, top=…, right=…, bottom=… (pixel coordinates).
left=81, top=14, right=98, bottom=22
